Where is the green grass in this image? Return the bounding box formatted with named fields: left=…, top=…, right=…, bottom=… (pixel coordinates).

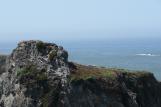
left=123, top=71, right=153, bottom=78
left=69, top=64, right=152, bottom=82
left=69, top=64, right=117, bottom=81
left=17, top=65, right=47, bottom=84
left=17, top=65, right=36, bottom=77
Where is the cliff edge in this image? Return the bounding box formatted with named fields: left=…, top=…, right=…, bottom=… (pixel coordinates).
left=0, top=40, right=160, bottom=107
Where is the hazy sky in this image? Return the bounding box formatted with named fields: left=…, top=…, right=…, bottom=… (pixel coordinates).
left=0, top=0, right=161, bottom=41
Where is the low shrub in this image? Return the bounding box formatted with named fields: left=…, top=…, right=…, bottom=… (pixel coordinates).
left=17, top=65, right=47, bottom=84
left=36, top=41, right=46, bottom=52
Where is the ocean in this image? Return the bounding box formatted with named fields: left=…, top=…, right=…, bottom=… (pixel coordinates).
left=0, top=38, right=161, bottom=80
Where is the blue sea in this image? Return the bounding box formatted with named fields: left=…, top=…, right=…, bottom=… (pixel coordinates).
left=0, top=38, right=161, bottom=80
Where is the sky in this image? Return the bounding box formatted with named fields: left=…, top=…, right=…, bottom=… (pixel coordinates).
left=0, top=0, right=161, bottom=42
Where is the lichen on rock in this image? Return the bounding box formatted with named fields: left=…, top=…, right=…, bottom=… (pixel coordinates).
left=0, top=40, right=70, bottom=107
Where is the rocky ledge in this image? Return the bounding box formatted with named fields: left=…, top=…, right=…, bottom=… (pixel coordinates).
left=0, top=40, right=160, bottom=107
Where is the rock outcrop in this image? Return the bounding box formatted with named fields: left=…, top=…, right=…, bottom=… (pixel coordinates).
left=0, top=40, right=69, bottom=107
left=67, top=64, right=161, bottom=107
left=0, top=55, right=7, bottom=74
left=0, top=40, right=161, bottom=107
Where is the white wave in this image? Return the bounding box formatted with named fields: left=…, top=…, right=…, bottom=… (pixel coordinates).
left=136, top=53, right=160, bottom=56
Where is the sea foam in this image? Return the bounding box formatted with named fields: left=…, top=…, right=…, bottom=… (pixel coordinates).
left=136, top=54, right=160, bottom=57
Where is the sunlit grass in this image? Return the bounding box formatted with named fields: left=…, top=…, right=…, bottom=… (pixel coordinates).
left=69, top=63, right=152, bottom=82
left=70, top=64, right=118, bottom=81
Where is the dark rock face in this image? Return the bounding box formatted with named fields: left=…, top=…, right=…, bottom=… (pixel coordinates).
left=65, top=64, right=161, bottom=107
left=121, top=72, right=161, bottom=107
left=0, top=40, right=161, bottom=107
left=67, top=76, right=161, bottom=107
left=0, top=55, right=7, bottom=74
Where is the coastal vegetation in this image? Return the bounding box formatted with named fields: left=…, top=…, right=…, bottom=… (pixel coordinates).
left=17, top=64, right=47, bottom=84
left=69, top=63, right=153, bottom=82
left=36, top=41, right=46, bottom=52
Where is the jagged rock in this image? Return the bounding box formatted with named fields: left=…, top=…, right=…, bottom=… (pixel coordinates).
left=0, top=40, right=161, bottom=107
left=0, top=40, right=69, bottom=107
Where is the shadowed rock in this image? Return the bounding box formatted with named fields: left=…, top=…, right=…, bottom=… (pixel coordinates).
left=0, top=55, right=7, bottom=74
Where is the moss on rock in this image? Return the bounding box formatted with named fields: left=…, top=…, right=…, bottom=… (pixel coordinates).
left=48, top=50, right=57, bottom=61
left=17, top=64, right=47, bottom=85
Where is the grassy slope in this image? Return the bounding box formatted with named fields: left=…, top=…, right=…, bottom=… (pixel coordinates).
left=69, top=63, right=154, bottom=81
